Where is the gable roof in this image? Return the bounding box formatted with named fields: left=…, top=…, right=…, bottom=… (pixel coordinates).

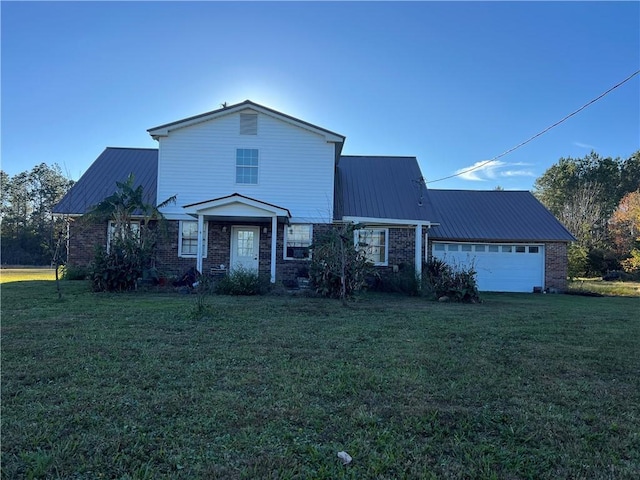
left=53, top=147, right=158, bottom=215
left=147, top=99, right=346, bottom=146
left=427, top=189, right=575, bottom=242
left=334, top=155, right=435, bottom=223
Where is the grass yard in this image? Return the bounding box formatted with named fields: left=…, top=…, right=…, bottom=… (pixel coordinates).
left=1, top=268, right=57, bottom=283
left=2, top=281, right=639, bottom=479
left=568, top=278, right=640, bottom=297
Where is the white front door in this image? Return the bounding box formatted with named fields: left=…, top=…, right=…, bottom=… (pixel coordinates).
left=230, top=226, right=260, bottom=272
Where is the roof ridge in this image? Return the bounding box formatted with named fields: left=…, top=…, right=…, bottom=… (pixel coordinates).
left=340, top=155, right=417, bottom=159
left=105, top=146, right=158, bottom=151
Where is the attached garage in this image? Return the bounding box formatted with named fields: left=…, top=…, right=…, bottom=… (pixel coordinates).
left=426, top=190, right=575, bottom=293
left=432, top=242, right=544, bottom=293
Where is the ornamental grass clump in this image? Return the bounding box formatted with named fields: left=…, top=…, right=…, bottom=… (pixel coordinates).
left=424, top=257, right=481, bottom=303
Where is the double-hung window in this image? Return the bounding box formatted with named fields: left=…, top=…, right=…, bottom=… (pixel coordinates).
left=355, top=228, right=388, bottom=266
left=236, top=148, right=258, bottom=184
left=284, top=224, right=312, bottom=260
left=107, top=221, right=140, bottom=252
left=179, top=220, right=208, bottom=258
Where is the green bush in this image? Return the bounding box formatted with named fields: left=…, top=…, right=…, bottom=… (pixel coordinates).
left=89, top=238, right=151, bottom=292
left=215, top=266, right=269, bottom=295
left=423, top=258, right=481, bottom=303
left=372, top=264, right=421, bottom=296
left=567, top=243, right=588, bottom=279
left=309, top=225, right=372, bottom=299
left=59, top=263, right=89, bottom=281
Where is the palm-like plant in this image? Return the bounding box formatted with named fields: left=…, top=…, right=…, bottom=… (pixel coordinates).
left=85, top=174, right=176, bottom=291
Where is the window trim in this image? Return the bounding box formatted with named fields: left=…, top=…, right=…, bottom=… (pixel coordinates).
left=235, top=148, right=259, bottom=185
left=284, top=224, right=313, bottom=260
left=178, top=220, right=208, bottom=258
left=354, top=228, right=389, bottom=266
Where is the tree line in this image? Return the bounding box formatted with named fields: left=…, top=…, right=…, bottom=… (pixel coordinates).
left=1, top=163, right=74, bottom=265
left=534, top=150, right=640, bottom=277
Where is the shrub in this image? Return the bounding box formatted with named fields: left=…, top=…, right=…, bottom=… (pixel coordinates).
left=215, top=266, right=269, bottom=295
left=372, top=264, right=421, bottom=296
left=620, top=249, right=640, bottom=277
left=423, top=258, right=480, bottom=303
left=567, top=243, right=588, bottom=279
left=89, top=237, right=152, bottom=292
left=309, top=225, right=372, bottom=299
left=59, top=263, right=89, bottom=281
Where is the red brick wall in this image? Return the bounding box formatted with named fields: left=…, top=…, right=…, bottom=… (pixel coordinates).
left=67, top=219, right=107, bottom=266
left=545, top=241, right=569, bottom=291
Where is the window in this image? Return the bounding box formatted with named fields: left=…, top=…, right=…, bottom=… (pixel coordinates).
left=179, top=221, right=208, bottom=258
left=475, top=245, right=486, bottom=252
left=240, top=113, right=258, bottom=135
left=515, top=246, right=526, bottom=253
left=461, top=244, right=472, bottom=252
left=107, top=221, right=140, bottom=252
left=285, top=224, right=312, bottom=260
left=488, top=245, right=499, bottom=253
left=501, top=245, right=513, bottom=253
left=355, top=229, right=388, bottom=265
left=528, top=246, right=540, bottom=254
left=434, top=243, right=445, bottom=251
left=236, top=149, right=258, bottom=184
left=447, top=244, right=459, bottom=252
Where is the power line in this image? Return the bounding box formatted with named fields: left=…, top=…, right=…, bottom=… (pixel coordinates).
left=426, top=69, right=640, bottom=185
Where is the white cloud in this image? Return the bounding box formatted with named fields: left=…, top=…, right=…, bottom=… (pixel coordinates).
left=454, top=160, right=505, bottom=181
left=574, top=141, right=597, bottom=150
left=455, top=160, right=535, bottom=182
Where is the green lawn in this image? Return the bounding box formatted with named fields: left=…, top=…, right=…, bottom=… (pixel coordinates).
left=1, top=268, right=57, bottom=283
left=2, top=281, right=639, bottom=479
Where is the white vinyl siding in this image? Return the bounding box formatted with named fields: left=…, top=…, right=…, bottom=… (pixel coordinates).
left=355, top=228, right=388, bottom=266
left=156, top=111, right=336, bottom=222
left=178, top=221, right=208, bottom=258
left=432, top=242, right=544, bottom=293
left=284, top=224, right=312, bottom=260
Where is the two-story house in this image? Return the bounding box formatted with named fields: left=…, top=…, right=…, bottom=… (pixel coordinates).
left=54, top=100, right=575, bottom=292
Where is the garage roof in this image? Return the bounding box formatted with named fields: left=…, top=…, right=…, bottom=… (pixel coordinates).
left=427, top=189, right=575, bottom=242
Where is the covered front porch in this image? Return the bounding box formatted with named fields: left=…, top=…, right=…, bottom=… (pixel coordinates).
left=183, top=194, right=291, bottom=283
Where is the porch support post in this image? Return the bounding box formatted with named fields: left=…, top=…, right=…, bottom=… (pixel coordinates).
left=196, top=214, right=204, bottom=273
left=415, top=224, right=422, bottom=286
left=270, top=215, right=277, bottom=283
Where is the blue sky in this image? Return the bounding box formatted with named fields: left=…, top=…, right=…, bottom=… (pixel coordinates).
left=2, top=1, right=639, bottom=190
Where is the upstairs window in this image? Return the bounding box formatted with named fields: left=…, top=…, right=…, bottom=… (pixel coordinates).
left=179, top=221, right=208, bottom=258
left=236, top=148, right=258, bottom=184
left=284, top=224, right=312, bottom=260
left=355, top=228, right=388, bottom=266
left=240, top=113, right=258, bottom=135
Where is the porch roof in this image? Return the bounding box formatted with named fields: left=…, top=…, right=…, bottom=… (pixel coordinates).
left=183, top=193, right=291, bottom=223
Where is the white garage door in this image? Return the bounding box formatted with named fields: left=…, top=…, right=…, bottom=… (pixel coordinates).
left=432, top=242, right=544, bottom=293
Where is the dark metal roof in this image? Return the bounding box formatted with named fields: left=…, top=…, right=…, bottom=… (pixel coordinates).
left=427, top=189, right=576, bottom=242
left=334, top=156, right=435, bottom=222
left=53, top=147, right=158, bottom=215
